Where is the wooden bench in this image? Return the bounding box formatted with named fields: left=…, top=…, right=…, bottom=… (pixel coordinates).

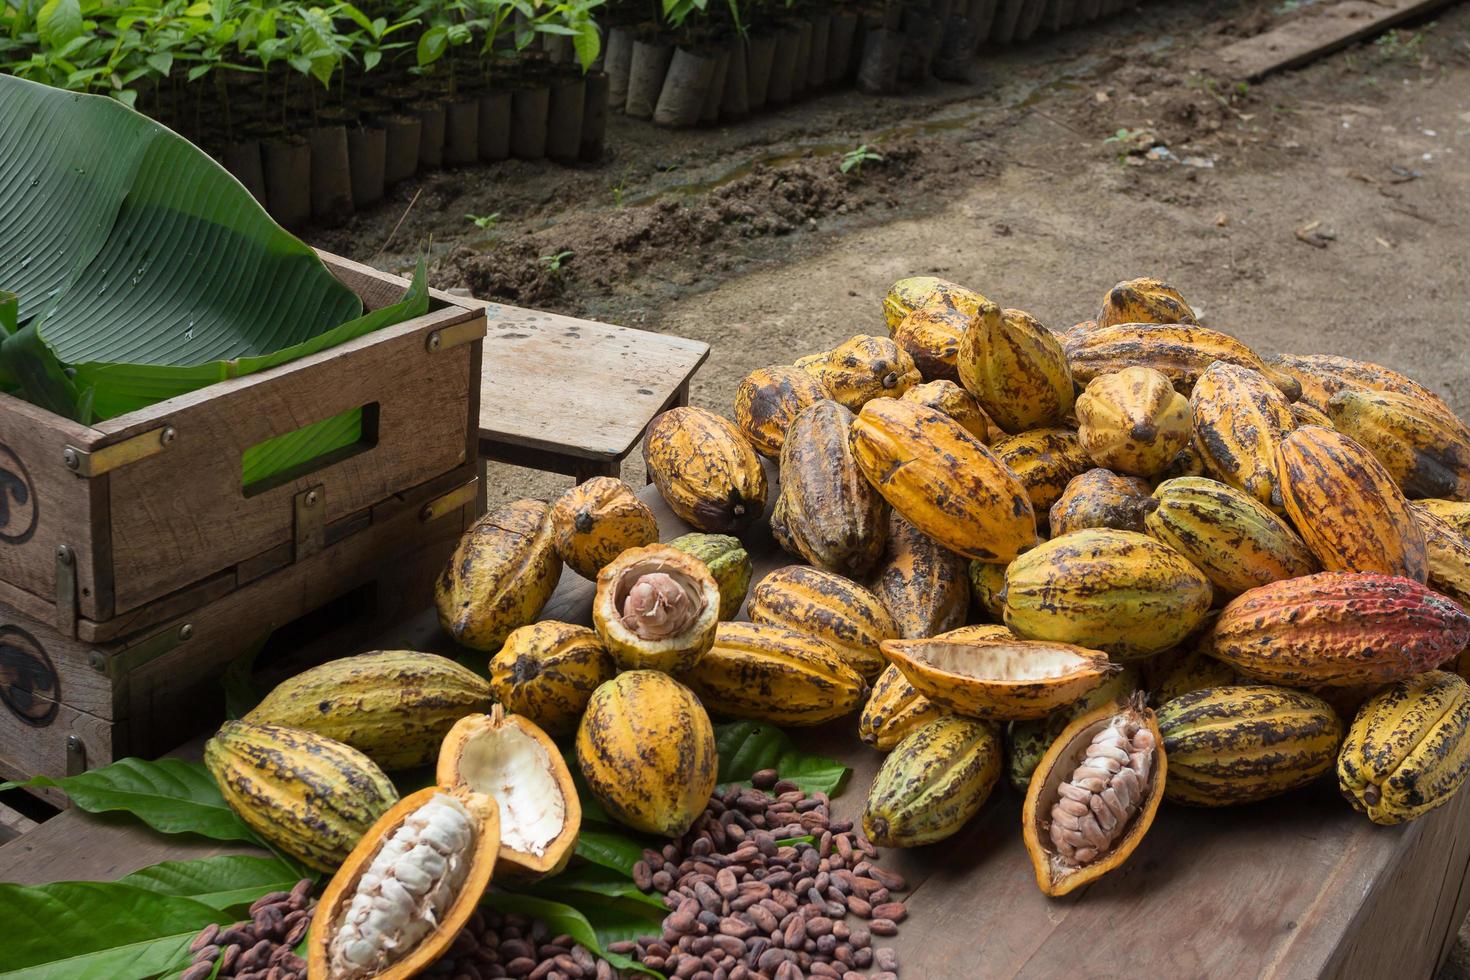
left=474, top=301, right=710, bottom=483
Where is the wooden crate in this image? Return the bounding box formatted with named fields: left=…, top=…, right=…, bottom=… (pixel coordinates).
left=0, top=250, right=484, bottom=642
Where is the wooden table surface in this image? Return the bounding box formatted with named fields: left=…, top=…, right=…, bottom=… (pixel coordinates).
left=4, top=472, right=1469, bottom=979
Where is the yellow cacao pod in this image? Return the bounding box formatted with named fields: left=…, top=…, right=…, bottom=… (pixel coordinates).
left=1327, top=389, right=1470, bottom=501
left=489, top=622, right=617, bottom=736
left=899, top=379, right=992, bottom=443
left=957, top=307, right=1074, bottom=434
left=1410, top=503, right=1470, bottom=608
left=245, top=651, right=493, bottom=770
left=1265, top=352, right=1452, bottom=415
left=1145, top=477, right=1317, bottom=598
left=1274, top=425, right=1428, bottom=580
left=644, top=407, right=768, bottom=534
left=1095, top=277, right=1196, bottom=328
left=748, top=565, right=897, bottom=680
left=849, top=397, right=1037, bottom=561
left=870, top=511, right=971, bottom=639
left=858, top=663, right=951, bottom=751
left=1074, top=367, right=1192, bottom=478
left=681, top=621, right=868, bottom=726
left=1420, top=499, right=1470, bottom=536
left=1190, top=362, right=1294, bottom=509
left=733, top=365, right=831, bottom=459
left=592, top=545, right=720, bottom=673
left=1003, top=528, right=1212, bottom=660
left=967, top=559, right=1008, bottom=620
left=205, top=721, right=398, bottom=872
left=1048, top=468, right=1156, bottom=537
left=1338, top=671, right=1470, bottom=825
left=882, top=277, right=993, bottom=333
left=576, top=671, right=717, bottom=836
left=436, top=499, right=562, bottom=653
left=1065, top=322, right=1290, bottom=396
left=1005, top=666, right=1140, bottom=792
left=1144, top=638, right=1239, bottom=705
left=863, top=715, right=1002, bottom=847
left=1290, top=402, right=1334, bottom=429
left=549, top=477, right=659, bottom=580
left=797, top=335, right=921, bottom=411
left=892, top=306, right=969, bottom=384
left=991, top=427, right=1094, bottom=514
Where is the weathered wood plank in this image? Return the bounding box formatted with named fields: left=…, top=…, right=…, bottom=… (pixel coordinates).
left=1212, top=0, right=1455, bottom=81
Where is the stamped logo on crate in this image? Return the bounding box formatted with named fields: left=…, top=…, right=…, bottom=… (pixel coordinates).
left=0, top=443, right=37, bottom=545
left=0, top=625, right=59, bottom=727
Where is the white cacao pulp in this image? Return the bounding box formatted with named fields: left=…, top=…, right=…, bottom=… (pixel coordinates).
left=620, top=567, right=705, bottom=640
left=1048, top=717, right=1154, bottom=865
left=457, top=724, right=566, bottom=857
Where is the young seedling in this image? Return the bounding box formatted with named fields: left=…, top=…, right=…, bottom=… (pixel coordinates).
left=840, top=144, right=884, bottom=176
left=540, top=250, right=574, bottom=272
left=465, top=212, right=501, bottom=238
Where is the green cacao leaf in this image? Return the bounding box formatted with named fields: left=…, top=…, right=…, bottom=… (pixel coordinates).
left=482, top=892, right=660, bottom=977
left=714, top=722, right=850, bottom=795
left=118, top=854, right=308, bottom=912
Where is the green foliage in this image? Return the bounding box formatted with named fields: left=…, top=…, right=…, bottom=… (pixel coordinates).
left=839, top=143, right=883, bottom=175
left=540, top=249, right=574, bottom=271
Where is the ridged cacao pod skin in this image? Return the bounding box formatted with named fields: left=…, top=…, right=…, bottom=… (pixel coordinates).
left=1338, top=671, right=1470, bottom=825
left=1005, top=667, right=1140, bottom=793
left=436, top=500, right=562, bottom=653
left=1275, top=426, right=1428, bottom=581
left=1413, top=504, right=1470, bottom=608
left=893, top=306, right=968, bottom=384
left=772, top=401, right=889, bottom=579
left=1420, top=499, right=1470, bottom=536
left=734, top=365, right=831, bottom=459
left=1065, top=322, right=1287, bottom=396
left=748, top=565, right=898, bottom=680
left=1096, top=277, right=1197, bottom=328
left=245, top=652, right=494, bottom=770
left=1191, top=363, right=1294, bottom=509
left=489, top=623, right=617, bottom=736
left=849, top=398, right=1037, bottom=562
left=1291, top=402, right=1334, bottom=430
left=967, top=559, right=1007, bottom=620
left=549, top=478, right=659, bottom=580
left=205, top=721, right=399, bottom=872
left=1327, top=389, right=1470, bottom=501
left=796, top=335, right=922, bottom=411
left=1157, top=685, right=1342, bottom=806
left=666, top=533, right=753, bottom=620
left=1003, top=529, right=1213, bottom=661
left=957, top=307, right=1075, bottom=435
left=871, top=512, right=971, bottom=639
left=863, top=715, right=1002, bottom=847
left=680, top=622, right=868, bottom=726
left=592, top=545, right=720, bottom=673
left=1146, top=477, right=1317, bottom=599
left=1144, top=641, right=1239, bottom=706
left=882, top=277, right=993, bottom=334
left=899, top=379, right=992, bottom=443
left=991, top=428, right=1093, bottom=514
left=1209, top=572, right=1470, bottom=688
left=576, top=671, right=717, bottom=837
left=1265, top=352, right=1452, bottom=416
left=645, top=407, right=768, bottom=535
left=1074, top=367, right=1192, bottom=478
left=859, top=663, right=953, bottom=751
left=1049, top=469, right=1156, bottom=537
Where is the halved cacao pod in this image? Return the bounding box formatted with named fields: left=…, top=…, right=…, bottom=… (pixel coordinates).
left=893, top=306, right=969, bottom=383
left=991, top=427, right=1093, bottom=514
left=1265, top=352, right=1452, bottom=416
left=576, top=671, right=717, bottom=836
left=435, top=499, right=562, bottom=653
left=1158, top=685, right=1341, bottom=806
left=489, top=622, right=616, bottom=736
left=644, top=407, right=768, bottom=534
left=679, top=621, right=868, bottom=726
left=1022, top=694, right=1164, bottom=896
left=850, top=398, right=1037, bottom=562
left=1074, top=367, right=1192, bottom=478
left=1096, top=277, right=1196, bottom=328
left=797, top=335, right=921, bottom=410
left=437, top=707, right=580, bottom=879
left=773, top=400, right=889, bottom=578
left=1210, top=572, right=1470, bottom=687
left=900, top=379, right=992, bottom=443
left=967, top=559, right=1008, bottom=621
left=309, top=786, right=499, bottom=980
left=870, top=511, right=972, bottom=639
left=1327, top=389, right=1470, bottom=500
left=665, top=533, right=752, bottom=620
left=1290, top=402, right=1334, bottom=430
left=1191, top=362, right=1294, bottom=509
left=1413, top=503, right=1470, bottom=607
left=1065, top=322, right=1289, bottom=396
left=549, top=477, right=659, bottom=579
left=1049, top=468, right=1156, bottom=537
left=1006, top=666, right=1141, bottom=793
left=1338, top=671, right=1470, bottom=825
left=748, top=565, right=897, bottom=680
left=858, top=663, right=952, bottom=751
left=863, top=715, right=1002, bottom=847
left=1146, top=477, right=1317, bottom=599
left=957, top=307, right=1074, bottom=434
left=245, top=652, right=493, bottom=771
left=591, top=545, right=720, bottom=673
left=734, top=365, right=831, bottom=458
left=1419, top=499, right=1470, bottom=536
left=882, top=276, right=994, bottom=333
left=1003, top=528, right=1213, bottom=660
left=882, top=636, right=1117, bottom=721
left=1275, top=425, right=1428, bottom=580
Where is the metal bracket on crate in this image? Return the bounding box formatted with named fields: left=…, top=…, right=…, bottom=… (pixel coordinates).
left=65, top=735, right=86, bottom=776
left=419, top=478, right=479, bottom=524
left=63, top=425, right=176, bottom=477
left=294, top=485, right=326, bottom=562
left=116, top=622, right=195, bottom=675
left=425, top=317, right=487, bottom=353
left=55, top=544, right=78, bottom=638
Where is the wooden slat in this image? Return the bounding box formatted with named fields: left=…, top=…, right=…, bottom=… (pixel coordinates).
left=1212, top=0, right=1455, bottom=80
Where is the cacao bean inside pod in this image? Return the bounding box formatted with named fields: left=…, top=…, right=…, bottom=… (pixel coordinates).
left=863, top=715, right=1002, bottom=848
left=549, top=477, right=660, bottom=580
left=1006, top=666, right=1141, bottom=794
left=592, top=545, right=720, bottom=673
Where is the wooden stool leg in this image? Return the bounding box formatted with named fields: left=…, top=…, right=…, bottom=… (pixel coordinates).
left=476, top=456, right=489, bottom=515
left=574, top=459, right=621, bottom=484
left=644, top=381, right=693, bottom=485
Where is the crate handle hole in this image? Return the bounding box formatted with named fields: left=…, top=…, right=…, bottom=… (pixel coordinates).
left=241, top=404, right=381, bottom=498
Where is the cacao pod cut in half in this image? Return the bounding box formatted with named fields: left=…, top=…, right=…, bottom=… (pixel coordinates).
left=900, top=379, right=992, bottom=443
left=1096, top=277, right=1197, bottom=329
left=310, top=786, right=500, bottom=980
left=1210, top=572, right=1470, bottom=688
left=990, top=427, right=1093, bottom=514
left=490, top=622, right=616, bottom=736
left=592, top=545, right=720, bottom=673
left=576, top=671, right=717, bottom=837
left=666, top=533, right=752, bottom=620
left=1007, top=666, right=1140, bottom=794
left=1265, top=352, right=1453, bottom=416
left=437, top=706, right=580, bottom=879
left=882, top=276, right=995, bottom=334
left=734, top=364, right=831, bottom=458
left=1074, top=367, right=1192, bottom=478
left=1190, top=362, right=1294, bottom=509
left=1328, top=389, right=1470, bottom=501
left=435, top=499, right=562, bottom=653
left=549, top=477, right=659, bottom=580
left=1158, top=685, right=1341, bottom=806
left=644, top=407, right=768, bottom=534
left=1419, top=499, right=1470, bottom=536
left=1065, top=322, right=1288, bottom=397
left=1338, top=671, right=1470, bottom=825
left=863, top=715, right=1002, bottom=847
left=882, top=636, right=1117, bottom=721
left=748, top=565, right=898, bottom=680
left=1275, top=425, right=1428, bottom=581
left=1048, top=468, right=1156, bottom=537
left=870, top=511, right=972, bottom=639
left=1022, top=694, right=1164, bottom=897
left=1412, top=503, right=1470, bottom=608
left=859, top=663, right=951, bottom=751
left=957, top=307, right=1075, bottom=435
left=893, top=306, right=969, bottom=384
left=797, top=335, right=922, bottom=411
